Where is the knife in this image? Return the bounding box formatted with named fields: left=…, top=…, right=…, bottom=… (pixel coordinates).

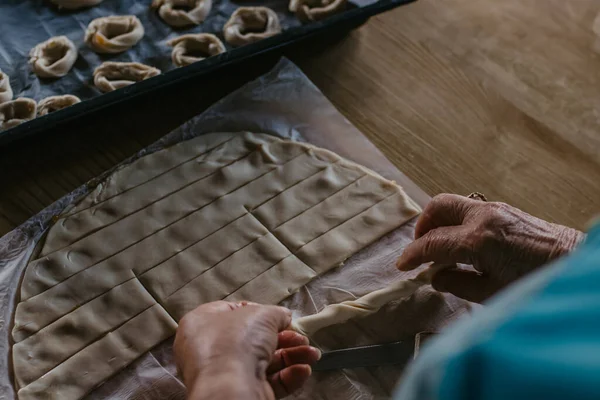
left=312, top=332, right=436, bottom=371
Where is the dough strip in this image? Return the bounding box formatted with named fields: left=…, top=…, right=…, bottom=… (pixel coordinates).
left=291, top=265, right=447, bottom=336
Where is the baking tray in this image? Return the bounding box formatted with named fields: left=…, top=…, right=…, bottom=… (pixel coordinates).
left=0, top=0, right=416, bottom=147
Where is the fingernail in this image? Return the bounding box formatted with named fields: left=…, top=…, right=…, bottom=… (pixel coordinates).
left=311, top=347, right=322, bottom=360
left=396, top=257, right=411, bottom=271
left=395, top=257, right=404, bottom=269
left=293, top=332, right=310, bottom=345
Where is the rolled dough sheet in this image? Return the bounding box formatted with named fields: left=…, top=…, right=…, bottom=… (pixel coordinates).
left=11, top=132, right=420, bottom=400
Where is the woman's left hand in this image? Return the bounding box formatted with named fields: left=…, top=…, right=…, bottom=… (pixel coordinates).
left=397, top=194, right=583, bottom=302
left=174, top=301, right=321, bottom=400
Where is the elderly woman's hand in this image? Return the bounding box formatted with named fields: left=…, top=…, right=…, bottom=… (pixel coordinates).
left=174, top=301, right=321, bottom=400
left=396, top=194, right=584, bottom=302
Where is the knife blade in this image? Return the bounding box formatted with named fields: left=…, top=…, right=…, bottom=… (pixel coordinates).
left=312, top=332, right=436, bottom=371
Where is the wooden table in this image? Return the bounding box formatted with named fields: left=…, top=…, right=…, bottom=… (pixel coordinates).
left=2, top=0, right=600, bottom=236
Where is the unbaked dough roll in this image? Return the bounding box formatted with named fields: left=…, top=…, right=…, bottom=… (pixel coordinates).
left=292, top=265, right=446, bottom=336
left=168, top=33, right=226, bottom=67
left=29, top=36, right=78, bottom=79
left=0, top=70, right=12, bottom=104
left=38, top=95, right=81, bottom=116
left=49, top=0, right=104, bottom=9
left=84, top=15, right=144, bottom=54
left=224, top=7, right=281, bottom=47
left=93, top=62, right=161, bottom=93
left=152, top=0, right=212, bottom=27
left=0, top=98, right=36, bottom=131
left=289, top=0, right=346, bottom=21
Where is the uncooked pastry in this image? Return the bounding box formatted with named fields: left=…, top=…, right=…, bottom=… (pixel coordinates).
left=0, top=70, right=12, bottom=104
left=0, top=98, right=36, bottom=131
left=224, top=7, right=281, bottom=47
left=29, top=36, right=78, bottom=79
left=168, top=34, right=226, bottom=67
left=93, top=62, right=161, bottom=93
left=84, top=15, right=144, bottom=54
left=289, top=0, right=346, bottom=22
left=37, top=95, right=81, bottom=116
left=291, top=265, right=447, bottom=336
left=49, top=0, right=104, bottom=9
left=11, top=132, right=420, bottom=400
left=152, top=0, right=212, bottom=27
left=289, top=0, right=346, bottom=21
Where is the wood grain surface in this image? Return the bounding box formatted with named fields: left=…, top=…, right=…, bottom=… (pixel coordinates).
left=2, top=0, right=600, bottom=236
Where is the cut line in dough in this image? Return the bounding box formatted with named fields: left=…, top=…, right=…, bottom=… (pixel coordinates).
left=291, top=265, right=447, bottom=336
left=224, top=7, right=282, bottom=47
left=29, top=36, right=78, bottom=79
left=0, top=98, right=36, bottom=131
left=0, top=70, right=12, bottom=104
left=168, top=33, right=226, bottom=67
left=93, top=62, right=161, bottom=93
left=38, top=133, right=256, bottom=257
left=85, top=15, right=144, bottom=54
left=17, top=304, right=177, bottom=400
left=38, top=95, right=81, bottom=116
left=13, top=278, right=155, bottom=388
left=12, top=132, right=420, bottom=400
left=152, top=0, right=212, bottom=27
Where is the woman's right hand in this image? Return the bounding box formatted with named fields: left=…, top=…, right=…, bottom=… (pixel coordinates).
left=396, top=194, right=584, bottom=302
left=174, top=301, right=320, bottom=400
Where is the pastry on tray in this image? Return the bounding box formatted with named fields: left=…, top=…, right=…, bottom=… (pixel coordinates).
left=168, top=33, right=226, bottom=67
left=85, top=15, right=145, bottom=54
left=93, top=62, right=161, bottom=93
left=224, top=7, right=282, bottom=46
left=37, top=95, right=81, bottom=116
left=29, top=36, right=78, bottom=79
left=152, top=0, right=212, bottom=28
left=0, top=98, right=37, bottom=131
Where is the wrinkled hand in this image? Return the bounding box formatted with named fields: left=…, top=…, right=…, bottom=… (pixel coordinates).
left=396, top=194, right=584, bottom=302
left=174, top=301, right=321, bottom=400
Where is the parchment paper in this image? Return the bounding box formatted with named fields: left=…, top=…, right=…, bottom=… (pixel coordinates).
left=0, top=58, right=472, bottom=400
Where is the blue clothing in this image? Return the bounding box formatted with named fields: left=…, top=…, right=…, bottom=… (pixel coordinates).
left=395, top=224, right=600, bottom=400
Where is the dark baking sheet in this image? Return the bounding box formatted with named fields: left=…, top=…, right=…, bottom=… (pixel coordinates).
left=0, top=0, right=416, bottom=146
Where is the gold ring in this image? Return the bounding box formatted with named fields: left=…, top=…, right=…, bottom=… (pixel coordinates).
left=467, top=192, right=487, bottom=201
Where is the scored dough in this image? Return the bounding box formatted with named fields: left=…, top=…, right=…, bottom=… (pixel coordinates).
left=0, top=98, right=36, bottom=131
left=152, top=0, right=212, bottom=27
left=0, top=70, right=12, bottom=104
left=224, top=7, right=282, bottom=47
left=85, top=15, right=144, bottom=54
left=168, top=34, right=226, bottom=67
left=93, top=62, right=161, bottom=93
left=29, top=36, right=78, bottom=79
left=12, top=132, right=420, bottom=399
left=37, top=95, right=81, bottom=116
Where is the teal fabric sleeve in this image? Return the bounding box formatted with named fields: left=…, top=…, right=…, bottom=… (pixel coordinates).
left=394, top=224, right=600, bottom=400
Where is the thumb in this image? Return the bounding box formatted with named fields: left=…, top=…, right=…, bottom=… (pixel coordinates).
left=397, top=225, right=474, bottom=271
left=254, top=305, right=293, bottom=332
left=431, top=268, right=503, bottom=303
